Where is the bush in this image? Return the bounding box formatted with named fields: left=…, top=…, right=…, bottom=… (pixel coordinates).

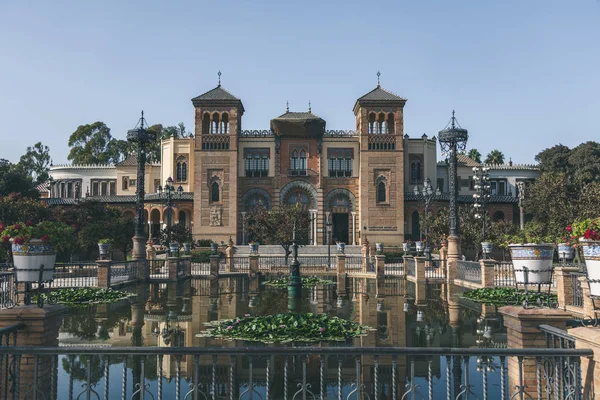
left=383, top=250, right=404, bottom=260
left=190, top=249, right=214, bottom=262
left=196, top=239, right=213, bottom=247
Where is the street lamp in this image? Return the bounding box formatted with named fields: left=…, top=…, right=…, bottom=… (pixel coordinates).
left=472, top=167, right=491, bottom=241
left=127, top=111, right=157, bottom=261
left=156, top=177, right=183, bottom=255
left=413, top=177, right=437, bottom=259
left=438, top=111, right=469, bottom=238
left=326, top=212, right=333, bottom=269
left=152, top=310, right=182, bottom=346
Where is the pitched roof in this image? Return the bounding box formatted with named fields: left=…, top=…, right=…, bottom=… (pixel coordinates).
left=457, top=154, right=481, bottom=167
left=404, top=193, right=518, bottom=204
left=117, top=154, right=139, bottom=167
left=274, top=111, right=323, bottom=120
left=192, top=85, right=240, bottom=102
left=44, top=193, right=194, bottom=206
left=357, top=85, right=406, bottom=102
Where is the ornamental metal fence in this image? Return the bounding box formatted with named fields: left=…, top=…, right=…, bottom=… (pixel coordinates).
left=568, top=272, right=586, bottom=308
left=0, top=345, right=590, bottom=400
left=148, top=259, right=168, bottom=279
left=494, top=262, right=515, bottom=287
left=457, top=260, right=482, bottom=284
left=0, top=272, right=15, bottom=310
left=345, top=256, right=363, bottom=271
left=406, top=257, right=416, bottom=277
left=49, top=262, right=98, bottom=288
left=191, top=261, right=211, bottom=276
left=426, top=259, right=446, bottom=280
left=109, top=260, right=141, bottom=286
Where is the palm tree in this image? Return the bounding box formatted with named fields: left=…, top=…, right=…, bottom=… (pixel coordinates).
left=485, top=149, right=505, bottom=165
left=467, top=149, right=482, bottom=163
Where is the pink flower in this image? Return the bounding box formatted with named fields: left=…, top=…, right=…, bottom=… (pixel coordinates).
left=244, top=314, right=250, bottom=317
left=318, top=327, right=325, bottom=333
left=13, top=224, right=21, bottom=230
left=567, top=225, right=572, bottom=232
left=25, top=220, right=32, bottom=227
left=13, top=236, right=25, bottom=245
left=41, top=235, right=50, bottom=243
left=227, top=325, right=233, bottom=330
left=0, top=223, right=4, bottom=231
left=1, top=235, right=9, bottom=243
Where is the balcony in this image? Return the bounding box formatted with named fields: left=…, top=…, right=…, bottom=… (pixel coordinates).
left=328, top=170, right=352, bottom=178
left=245, top=169, right=268, bottom=178
left=287, top=169, right=316, bottom=177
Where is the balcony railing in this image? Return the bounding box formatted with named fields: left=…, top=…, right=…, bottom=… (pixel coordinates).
left=287, top=168, right=316, bottom=177
left=328, top=170, right=352, bottom=178
left=0, top=345, right=590, bottom=400
left=245, top=169, right=268, bottom=177
left=457, top=260, right=482, bottom=284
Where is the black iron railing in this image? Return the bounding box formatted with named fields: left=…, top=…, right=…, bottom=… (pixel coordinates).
left=0, top=272, right=15, bottom=309
left=0, top=346, right=590, bottom=400
left=457, top=260, right=482, bottom=284
left=406, top=258, right=416, bottom=277
left=385, top=257, right=404, bottom=276
left=569, top=272, right=586, bottom=307
left=426, top=259, right=446, bottom=280
left=51, top=262, right=98, bottom=288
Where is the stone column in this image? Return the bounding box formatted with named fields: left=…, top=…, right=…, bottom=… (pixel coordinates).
left=97, top=260, right=111, bottom=288
left=241, top=212, right=246, bottom=245
left=569, top=326, right=600, bottom=398
left=312, top=210, right=318, bottom=246
left=375, top=254, right=385, bottom=278
left=336, top=254, right=346, bottom=293
left=555, top=266, right=579, bottom=310
left=351, top=211, right=357, bottom=245
left=479, top=259, right=496, bottom=288
left=500, top=306, right=572, bottom=399
left=168, top=257, right=179, bottom=280
left=209, top=255, right=220, bottom=277
left=414, top=256, right=426, bottom=282
left=0, top=305, right=66, bottom=399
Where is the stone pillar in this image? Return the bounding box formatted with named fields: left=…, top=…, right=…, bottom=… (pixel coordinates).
left=414, top=256, right=426, bottom=282
left=312, top=210, right=318, bottom=246
left=569, top=326, right=600, bottom=398
left=500, top=306, right=572, bottom=399
left=403, top=255, right=412, bottom=277
left=375, top=254, right=385, bottom=278
left=446, top=235, right=460, bottom=290
left=0, top=305, right=66, bottom=399
left=241, top=211, right=247, bottom=245
left=249, top=255, right=259, bottom=278
left=351, top=211, right=357, bottom=245
left=168, top=257, right=179, bottom=280
left=336, top=254, right=346, bottom=293
left=97, top=260, right=111, bottom=288
left=209, top=255, right=220, bottom=277
left=182, top=255, right=192, bottom=277
left=479, top=259, right=496, bottom=288
left=554, top=266, right=579, bottom=309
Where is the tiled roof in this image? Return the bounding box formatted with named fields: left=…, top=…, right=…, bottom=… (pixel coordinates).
left=404, top=193, right=518, bottom=204
left=457, top=154, right=481, bottom=167
left=273, top=111, right=323, bottom=120
left=484, top=163, right=539, bottom=171
left=191, top=85, right=240, bottom=101
left=357, top=85, right=406, bottom=102
left=44, top=193, right=194, bottom=205
left=35, top=181, right=50, bottom=192
left=117, top=154, right=139, bottom=166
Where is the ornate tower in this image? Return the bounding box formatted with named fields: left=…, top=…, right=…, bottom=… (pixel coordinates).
left=353, top=75, right=407, bottom=245
left=191, top=74, right=244, bottom=243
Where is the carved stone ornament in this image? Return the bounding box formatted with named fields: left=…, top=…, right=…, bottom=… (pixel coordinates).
left=210, top=207, right=222, bottom=227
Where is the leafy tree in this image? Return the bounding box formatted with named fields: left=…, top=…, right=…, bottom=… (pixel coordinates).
left=246, top=205, right=311, bottom=261
left=467, top=149, right=482, bottom=163
left=68, top=122, right=115, bottom=164
left=535, top=144, right=571, bottom=174
left=18, top=142, right=52, bottom=184
left=484, top=149, right=505, bottom=165
left=0, top=160, right=38, bottom=198
left=106, top=139, right=132, bottom=164
left=160, top=222, right=192, bottom=245
left=568, top=141, right=600, bottom=189
left=144, top=122, right=190, bottom=162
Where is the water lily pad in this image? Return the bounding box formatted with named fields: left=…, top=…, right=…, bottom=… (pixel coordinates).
left=263, top=276, right=334, bottom=289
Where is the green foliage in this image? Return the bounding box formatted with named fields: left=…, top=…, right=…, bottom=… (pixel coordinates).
left=263, top=276, right=334, bottom=289
left=383, top=250, right=405, bottom=260
left=68, top=122, right=116, bottom=164
left=145, top=123, right=191, bottom=162
left=190, top=249, right=214, bottom=262
left=462, top=287, right=557, bottom=306
left=467, top=149, right=482, bottom=163
left=160, top=223, right=192, bottom=245
left=196, top=239, right=214, bottom=247
left=246, top=205, right=311, bottom=259
left=0, top=160, right=39, bottom=198
left=0, top=220, right=74, bottom=252
left=205, top=313, right=369, bottom=343
left=484, top=149, right=505, bottom=165
left=503, top=221, right=556, bottom=247
left=535, top=144, right=571, bottom=174
left=97, top=238, right=112, bottom=244
left=18, top=142, right=52, bottom=185
left=39, top=288, right=129, bottom=306
left=0, top=195, right=50, bottom=226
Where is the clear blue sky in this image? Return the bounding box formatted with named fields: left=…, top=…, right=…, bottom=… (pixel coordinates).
left=1, top=0, right=599, bottom=164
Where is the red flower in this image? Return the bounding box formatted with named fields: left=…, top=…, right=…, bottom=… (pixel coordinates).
left=24, top=220, right=32, bottom=227
left=566, top=225, right=572, bottom=232
left=41, top=235, right=50, bottom=243
left=13, top=224, right=21, bottom=230
left=13, top=236, right=25, bottom=245
left=1, top=235, right=9, bottom=243
left=0, top=223, right=4, bottom=231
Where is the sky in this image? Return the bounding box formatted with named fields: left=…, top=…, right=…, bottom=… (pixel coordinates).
left=1, top=0, right=599, bottom=165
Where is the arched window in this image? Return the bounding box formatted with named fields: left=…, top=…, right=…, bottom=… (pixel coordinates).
left=291, top=150, right=298, bottom=170
left=410, top=159, right=422, bottom=184
left=377, top=181, right=386, bottom=202
left=176, top=156, right=187, bottom=182
left=212, top=113, right=220, bottom=134
left=299, top=150, right=307, bottom=170
left=368, top=113, right=376, bottom=134
left=202, top=112, right=210, bottom=135
left=178, top=211, right=187, bottom=228
left=211, top=182, right=220, bottom=203
left=387, top=113, right=395, bottom=134
left=221, top=113, right=229, bottom=134
left=378, top=112, right=386, bottom=134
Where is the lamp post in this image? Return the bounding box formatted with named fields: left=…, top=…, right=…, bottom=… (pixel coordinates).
left=156, top=177, right=183, bottom=255
left=288, top=221, right=302, bottom=312
left=326, top=212, right=333, bottom=269
left=127, top=111, right=157, bottom=261
left=438, top=111, right=469, bottom=242
left=472, top=167, right=491, bottom=241
left=413, top=177, right=438, bottom=242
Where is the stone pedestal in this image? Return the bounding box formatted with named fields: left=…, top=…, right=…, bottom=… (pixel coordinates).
left=97, top=260, right=111, bottom=288
left=555, top=266, right=579, bottom=309
left=209, top=255, right=220, bottom=277
left=569, top=326, right=600, bottom=398
left=446, top=235, right=460, bottom=281
left=336, top=254, right=347, bottom=293
left=479, top=259, right=496, bottom=288
left=0, top=305, right=66, bottom=399
left=168, top=257, right=179, bottom=281
left=131, top=234, right=147, bottom=262
left=375, top=255, right=385, bottom=277
left=500, top=306, right=572, bottom=399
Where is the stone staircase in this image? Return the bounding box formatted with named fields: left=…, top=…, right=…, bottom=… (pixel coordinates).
left=233, top=244, right=363, bottom=256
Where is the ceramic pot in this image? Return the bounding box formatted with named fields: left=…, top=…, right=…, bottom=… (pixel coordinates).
left=337, top=242, right=346, bottom=253
left=249, top=243, right=259, bottom=254
left=557, top=244, right=574, bottom=261
left=375, top=243, right=384, bottom=253
left=580, top=240, right=600, bottom=296
left=169, top=243, right=180, bottom=255
left=402, top=243, right=410, bottom=252
left=98, top=243, right=110, bottom=256
left=210, top=243, right=219, bottom=252
left=509, top=244, right=555, bottom=284
left=11, top=239, right=57, bottom=282
left=415, top=241, right=424, bottom=253
left=481, top=242, right=493, bottom=257
left=182, top=243, right=191, bottom=255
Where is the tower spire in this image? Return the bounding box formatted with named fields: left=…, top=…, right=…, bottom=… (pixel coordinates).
left=286, top=101, right=289, bottom=113
left=218, top=71, right=221, bottom=87
left=377, top=71, right=381, bottom=87
left=308, top=101, right=311, bottom=113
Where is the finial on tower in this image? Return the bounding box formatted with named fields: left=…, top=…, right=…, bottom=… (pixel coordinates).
left=286, top=101, right=289, bottom=113
left=218, top=71, right=221, bottom=86
left=308, top=101, right=311, bottom=113
left=451, top=110, right=456, bottom=129
left=377, top=71, right=381, bottom=86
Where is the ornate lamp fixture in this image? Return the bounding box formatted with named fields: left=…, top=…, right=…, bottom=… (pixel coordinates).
left=156, top=177, right=184, bottom=255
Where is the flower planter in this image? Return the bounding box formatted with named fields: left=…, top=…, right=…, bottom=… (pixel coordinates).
left=210, top=243, right=219, bottom=252
left=415, top=241, right=424, bottom=253
left=337, top=243, right=346, bottom=253
left=481, top=242, right=493, bottom=257
left=11, top=239, right=57, bottom=282
left=375, top=243, right=384, bottom=253
left=98, top=243, right=110, bottom=256
left=557, top=244, right=574, bottom=261
left=169, top=243, right=180, bottom=255
left=182, top=243, right=191, bottom=255
left=580, top=240, right=600, bottom=296
left=249, top=243, right=259, bottom=254
left=509, top=244, right=555, bottom=284
left=402, top=243, right=410, bottom=252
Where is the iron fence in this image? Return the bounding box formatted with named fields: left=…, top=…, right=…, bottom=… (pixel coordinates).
left=258, top=256, right=288, bottom=271
left=231, top=256, right=248, bottom=272
left=406, top=257, right=416, bottom=277
left=385, top=257, right=404, bottom=276
left=0, top=323, right=25, bottom=399
left=177, top=259, right=187, bottom=277
left=345, top=256, right=363, bottom=271
left=457, top=260, right=482, bottom=284
left=0, top=272, right=15, bottom=309
left=568, top=272, right=586, bottom=308
left=50, top=262, right=98, bottom=288
left=109, top=260, right=141, bottom=285
left=494, top=262, right=515, bottom=287
left=0, top=345, right=590, bottom=400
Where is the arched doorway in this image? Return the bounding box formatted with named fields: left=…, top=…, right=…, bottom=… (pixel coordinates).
left=493, top=210, right=505, bottom=222
left=325, top=189, right=357, bottom=245
left=178, top=210, right=187, bottom=228
left=150, top=209, right=161, bottom=240
left=411, top=211, right=421, bottom=241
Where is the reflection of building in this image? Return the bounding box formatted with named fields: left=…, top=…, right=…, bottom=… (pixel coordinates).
left=44, top=78, right=539, bottom=245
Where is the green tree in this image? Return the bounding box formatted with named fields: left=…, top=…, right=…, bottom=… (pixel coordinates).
left=106, top=139, right=132, bottom=164
left=568, top=141, right=600, bottom=189
left=68, top=122, right=114, bottom=164
left=535, top=144, right=571, bottom=174
left=144, top=122, right=190, bottom=162
left=18, top=142, right=52, bottom=184
left=467, top=149, right=482, bottom=163
left=0, top=160, right=38, bottom=198
left=246, top=205, right=311, bottom=261
left=160, top=222, right=192, bottom=245
left=484, top=149, right=505, bottom=165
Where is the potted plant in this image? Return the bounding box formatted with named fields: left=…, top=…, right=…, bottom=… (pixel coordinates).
left=402, top=241, right=410, bottom=252
left=336, top=242, right=346, bottom=253
left=98, top=238, right=111, bottom=258
left=249, top=241, right=259, bottom=254
left=182, top=242, right=192, bottom=255
left=481, top=242, right=493, bottom=257
left=415, top=241, right=424, bottom=253
left=569, top=218, right=600, bottom=296
left=169, top=242, right=180, bottom=256
left=375, top=242, right=384, bottom=253
left=506, top=230, right=555, bottom=284
left=210, top=242, right=219, bottom=252
left=557, top=243, right=574, bottom=261
left=1, top=221, right=73, bottom=282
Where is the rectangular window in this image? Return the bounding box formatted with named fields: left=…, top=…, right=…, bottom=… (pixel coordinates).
left=437, top=178, right=444, bottom=193
left=67, top=182, right=73, bottom=198
left=109, top=182, right=115, bottom=196
left=490, top=181, right=497, bottom=195
left=101, top=182, right=107, bottom=196
left=130, top=179, right=136, bottom=187
left=92, top=182, right=99, bottom=197
left=122, top=177, right=129, bottom=190
left=469, top=176, right=475, bottom=191
left=498, top=181, right=506, bottom=196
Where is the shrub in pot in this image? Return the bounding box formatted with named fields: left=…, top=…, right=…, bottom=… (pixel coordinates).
left=249, top=241, right=259, bottom=254
left=375, top=242, right=384, bottom=253
left=336, top=242, right=345, bottom=253
left=98, top=238, right=111, bottom=257
left=506, top=231, right=555, bottom=284
left=569, top=218, right=600, bottom=296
